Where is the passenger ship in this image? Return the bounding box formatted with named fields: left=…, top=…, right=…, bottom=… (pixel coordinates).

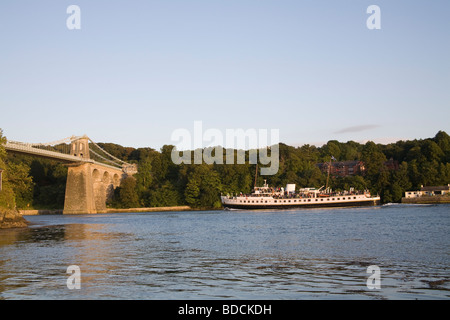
left=221, top=180, right=380, bottom=210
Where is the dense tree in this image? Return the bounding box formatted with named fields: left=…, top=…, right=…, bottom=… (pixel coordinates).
left=321, top=140, right=342, bottom=161
left=27, top=159, right=67, bottom=209
left=6, top=161, right=34, bottom=208
left=0, top=130, right=16, bottom=209
left=1, top=128, right=449, bottom=208
left=147, top=181, right=180, bottom=207
left=96, top=143, right=135, bottom=161
left=434, top=131, right=450, bottom=162
left=361, top=141, right=387, bottom=177
left=111, top=176, right=139, bottom=208
left=134, top=155, right=153, bottom=205
left=184, top=165, right=222, bottom=208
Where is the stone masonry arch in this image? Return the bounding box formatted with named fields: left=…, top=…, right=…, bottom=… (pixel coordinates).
left=64, top=163, right=126, bottom=214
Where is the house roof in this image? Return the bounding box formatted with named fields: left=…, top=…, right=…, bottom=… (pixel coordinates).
left=317, top=160, right=363, bottom=167
left=420, top=185, right=450, bottom=191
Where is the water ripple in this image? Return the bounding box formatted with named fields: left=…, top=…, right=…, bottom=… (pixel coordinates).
left=0, top=205, right=449, bottom=299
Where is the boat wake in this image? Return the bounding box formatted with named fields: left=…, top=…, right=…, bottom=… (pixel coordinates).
left=223, top=207, right=240, bottom=211
left=382, top=202, right=432, bottom=207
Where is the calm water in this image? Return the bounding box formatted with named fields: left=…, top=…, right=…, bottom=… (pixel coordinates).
left=0, top=204, right=449, bottom=300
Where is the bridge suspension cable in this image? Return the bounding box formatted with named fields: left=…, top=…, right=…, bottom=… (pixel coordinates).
left=88, top=138, right=128, bottom=165
left=26, top=135, right=83, bottom=147
left=4, top=135, right=137, bottom=174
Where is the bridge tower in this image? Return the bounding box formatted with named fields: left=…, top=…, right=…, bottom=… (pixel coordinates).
left=64, top=135, right=125, bottom=214
left=4, top=135, right=134, bottom=214
left=70, top=135, right=90, bottom=159
left=64, top=163, right=124, bottom=214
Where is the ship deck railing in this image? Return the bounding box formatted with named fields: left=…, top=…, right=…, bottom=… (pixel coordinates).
left=223, top=191, right=369, bottom=200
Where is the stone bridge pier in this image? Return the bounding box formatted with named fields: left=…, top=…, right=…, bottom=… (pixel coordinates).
left=63, top=162, right=124, bottom=214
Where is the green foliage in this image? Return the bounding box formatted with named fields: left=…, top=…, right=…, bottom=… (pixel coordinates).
left=63, top=130, right=450, bottom=207
left=96, top=143, right=136, bottom=161
left=134, top=155, right=153, bottom=205
left=0, top=130, right=16, bottom=209
left=362, top=141, right=387, bottom=177
left=184, top=165, right=222, bottom=208
left=147, top=181, right=180, bottom=207
left=1, top=128, right=449, bottom=209
left=27, top=159, right=67, bottom=209
left=6, top=161, right=34, bottom=208
left=110, top=177, right=140, bottom=209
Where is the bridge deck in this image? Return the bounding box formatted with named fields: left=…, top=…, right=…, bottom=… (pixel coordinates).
left=5, top=142, right=123, bottom=171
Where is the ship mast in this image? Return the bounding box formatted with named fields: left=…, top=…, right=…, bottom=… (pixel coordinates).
left=325, top=156, right=334, bottom=192
left=254, top=164, right=258, bottom=189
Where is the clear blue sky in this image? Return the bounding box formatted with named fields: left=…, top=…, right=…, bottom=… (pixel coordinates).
left=1, top=0, right=449, bottom=149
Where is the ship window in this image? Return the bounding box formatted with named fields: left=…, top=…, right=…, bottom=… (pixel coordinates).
left=252, top=201, right=254, bottom=203
left=354, top=197, right=356, bottom=199
left=308, top=199, right=311, bottom=202
left=294, top=200, right=297, bottom=202
left=288, top=200, right=291, bottom=203
left=332, top=198, right=335, bottom=200
left=327, top=198, right=330, bottom=201
left=315, top=199, right=318, bottom=201
left=337, top=198, right=340, bottom=200
left=240, top=200, right=242, bottom=203
left=321, top=199, right=324, bottom=201
left=274, top=200, right=277, bottom=203
left=265, top=201, right=268, bottom=203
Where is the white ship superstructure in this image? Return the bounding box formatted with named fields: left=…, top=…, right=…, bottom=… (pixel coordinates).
left=221, top=181, right=380, bottom=210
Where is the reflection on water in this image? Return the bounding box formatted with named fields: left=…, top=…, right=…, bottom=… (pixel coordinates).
left=0, top=205, right=449, bottom=299
left=0, top=223, right=130, bottom=299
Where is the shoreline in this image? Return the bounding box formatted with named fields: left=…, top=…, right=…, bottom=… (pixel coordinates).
left=19, top=205, right=193, bottom=216
left=0, top=208, right=29, bottom=228
left=401, top=196, right=450, bottom=204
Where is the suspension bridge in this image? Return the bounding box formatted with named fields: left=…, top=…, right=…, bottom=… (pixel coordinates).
left=4, top=135, right=138, bottom=214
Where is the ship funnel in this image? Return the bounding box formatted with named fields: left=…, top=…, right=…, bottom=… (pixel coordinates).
left=286, top=184, right=296, bottom=194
